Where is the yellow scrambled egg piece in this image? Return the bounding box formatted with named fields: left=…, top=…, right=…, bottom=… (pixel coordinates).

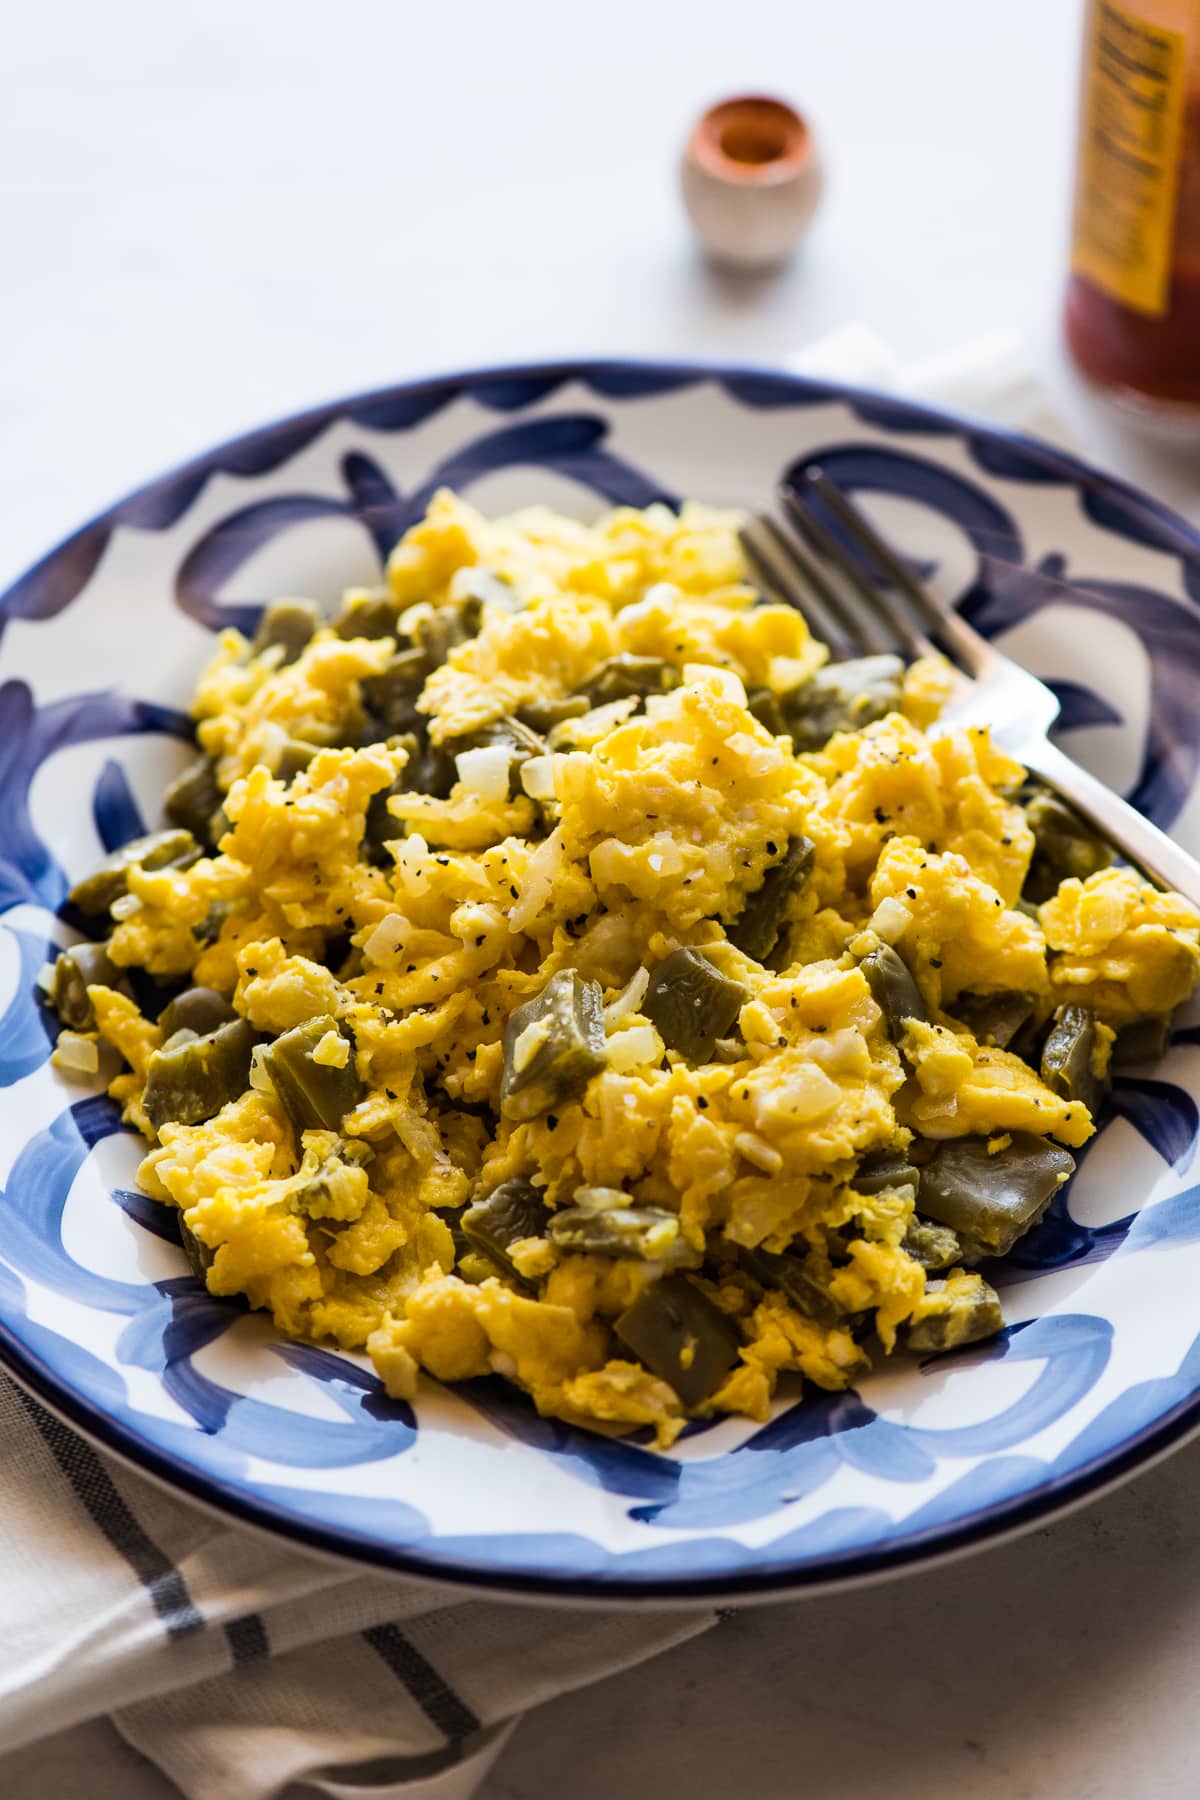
left=1040, top=866, right=1200, bottom=1020
left=61, top=490, right=1200, bottom=1447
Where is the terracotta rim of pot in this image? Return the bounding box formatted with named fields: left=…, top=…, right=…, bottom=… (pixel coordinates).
left=687, top=96, right=813, bottom=185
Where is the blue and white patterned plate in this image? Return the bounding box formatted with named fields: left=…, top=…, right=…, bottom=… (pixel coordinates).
left=3, top=358, right=1200, bottom=1604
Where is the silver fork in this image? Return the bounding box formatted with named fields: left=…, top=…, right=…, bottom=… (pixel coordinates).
left=740, top=466, right=1200, bottom=907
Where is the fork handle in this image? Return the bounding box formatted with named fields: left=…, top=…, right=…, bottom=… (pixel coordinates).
left=1021, top=737, right=1200, bottom=910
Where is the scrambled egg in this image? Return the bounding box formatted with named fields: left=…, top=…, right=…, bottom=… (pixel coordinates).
left=52, top=490, right=1200, bottom=1448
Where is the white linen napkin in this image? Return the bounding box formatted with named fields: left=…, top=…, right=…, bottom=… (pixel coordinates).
left=0, top=326, right=1064, bottom=1800
left=0, top=1373, right=713, bottom=1798
left=783, top=321, right=1072, bottom=446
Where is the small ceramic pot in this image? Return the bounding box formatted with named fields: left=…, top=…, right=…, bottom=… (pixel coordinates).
left=680, top=94, right=823, bottom=270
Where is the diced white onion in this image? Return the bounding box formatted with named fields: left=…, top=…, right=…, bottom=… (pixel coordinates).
left=603, top=966, right=650, bottom=1030
left=604, top=1022, right=661, bottom=1072
left=52, top=1032, right=99, bottom=1075
left=249, top=1043, right=276, bottom=1095
left=393, top=832, right=430, bottom=893
left=807, top=1027, right=870, bottom=1077
left=36, top=961, right=57, bottom=997
left=397, top=600, right=435, bottom=637
left=508, top=825, right=565, bottom=934
left=915, top=1099, right=959, bottom=1134
left=519, top=754, right=559, bottom=801
left=768, top=1062, right=841, bottom=1125
left=363, top=913, right=410, bottom=964
left=110, top=893, right=142, bottom=920
left=454, top=744, right=512, bottom=804
left=870, top=897, right=913, bottom=944
left=550, top=698, right=637, bottom=748
left=452, top=901, right=504, bottom=949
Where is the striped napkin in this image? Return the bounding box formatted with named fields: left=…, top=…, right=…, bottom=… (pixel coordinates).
left=0, top=327, right=1058, bottom=1799
left=0, top=1376, right=712, bottom=1796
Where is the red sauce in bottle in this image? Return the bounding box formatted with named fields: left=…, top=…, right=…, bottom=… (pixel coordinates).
left=1065, top=1, right=1200, bottom=415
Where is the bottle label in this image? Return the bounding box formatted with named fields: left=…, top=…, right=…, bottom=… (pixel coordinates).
left=1070, top=0, right=1188, bottom=316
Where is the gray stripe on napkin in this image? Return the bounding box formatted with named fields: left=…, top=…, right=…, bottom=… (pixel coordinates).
left=224, top=1614, right=271, bottom=1665
left=10, top=1383, right=204, bottom=1641
left=362, top=1623, right=481, bottom=1739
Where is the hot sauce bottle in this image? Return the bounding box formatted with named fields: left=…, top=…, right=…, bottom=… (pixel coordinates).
left=1066, top=0, right=1200, bottom=416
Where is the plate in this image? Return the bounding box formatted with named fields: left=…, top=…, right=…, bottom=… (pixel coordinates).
left=3, top=357, right=1200, bottom=1603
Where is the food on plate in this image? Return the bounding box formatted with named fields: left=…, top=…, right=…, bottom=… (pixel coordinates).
left=44, top=491, right=1200, bottom=1446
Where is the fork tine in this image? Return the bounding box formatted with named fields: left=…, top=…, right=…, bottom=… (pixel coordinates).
left=738, top=516, right=864, bottom=657
left=748, top=514, right=886, bottom=656
left=780, top=485, right=937, bottom=662
left=764, top=515, right=896, bottom=657
left=800, top=467, right=988, bottom=675
left=759, top=516, right=873, bottom=653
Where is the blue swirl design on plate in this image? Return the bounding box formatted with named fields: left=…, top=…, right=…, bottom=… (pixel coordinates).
left=175, top=422, right=675, bottom=633
left=0, top=927, right=59, bottom=1086
left=92, top=758, right=148, bottom=852
left=2, top=358, right=1200, bottom=1598
left=969, top=553, right=1200, bottom=827
left=0, top=681, right=190, bottom=911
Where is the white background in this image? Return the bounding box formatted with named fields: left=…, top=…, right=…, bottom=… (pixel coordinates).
left=3, top=0, right=1200, bottom=1794
left=2, top=0, right=1197, bottom=595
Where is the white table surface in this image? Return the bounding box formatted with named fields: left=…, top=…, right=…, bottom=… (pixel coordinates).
left=3, top=1, right=1199, bottom=1795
